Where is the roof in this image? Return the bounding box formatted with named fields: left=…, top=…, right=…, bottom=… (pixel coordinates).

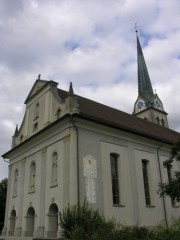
left=58, top=89, right=180, bottom=144
left=2, top=86, right=180, bottom=159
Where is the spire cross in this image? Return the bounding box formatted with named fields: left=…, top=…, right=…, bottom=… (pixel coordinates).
left=135, top=22, right=138, bottom=34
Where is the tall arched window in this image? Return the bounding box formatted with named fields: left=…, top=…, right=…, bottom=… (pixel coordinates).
left=13, top=169, right=18, bottom=197
left=51, top=152, right=58, bottom=187
left=142, top=160, right=151, bottom=206
left=29, top=162, right=36, bottom=192
left=110, top=153, right=120, bottom=205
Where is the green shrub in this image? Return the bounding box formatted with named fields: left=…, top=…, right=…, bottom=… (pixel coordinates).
left=59, top=201, right=180, bottom=240
left=59, top=200, right=115, bottom=240
left=153, top=217, right=180, bottom=240
left=110, top=224, right=155, bottom=240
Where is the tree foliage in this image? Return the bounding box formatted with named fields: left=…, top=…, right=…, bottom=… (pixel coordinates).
left=0, top=178, right=8, bottom=231
left=159, top=139, right=180, bottom=202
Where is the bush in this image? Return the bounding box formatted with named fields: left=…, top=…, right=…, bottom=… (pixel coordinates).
left=59, top=200, right=115, bottom=240
left=110, top=224, right=154, bottom=240
left=153, top=217, right=180, bottom=240
left=59, top=201, right=180, bottom=240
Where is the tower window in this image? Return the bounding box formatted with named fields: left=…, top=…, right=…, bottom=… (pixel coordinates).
left=156, top=117, right=160, bottom=125
left=110, top=154, right=120, bottom=205
left=142, top=160, right=151, bottom=206
left=161, top=119, right=165, bottom=127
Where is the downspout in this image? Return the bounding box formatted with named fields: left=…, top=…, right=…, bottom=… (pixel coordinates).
left=69, top=114, right=80, bottom=205
left=157, top=143, right=168, bottom=226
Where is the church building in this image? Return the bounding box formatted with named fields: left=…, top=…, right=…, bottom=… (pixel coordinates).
left=1, top=34, right=180, bottom=239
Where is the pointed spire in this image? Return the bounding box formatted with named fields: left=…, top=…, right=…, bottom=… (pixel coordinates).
left=69, top=82, right=74, bottom=95
left=137, top=33, right=154, bottom=106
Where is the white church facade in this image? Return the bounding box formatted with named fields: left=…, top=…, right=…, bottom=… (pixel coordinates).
left=1, top=35, right=180, bottom=239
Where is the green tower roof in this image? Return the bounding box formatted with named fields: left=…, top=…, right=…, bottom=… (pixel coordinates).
left=137, top=34, right=154, bottom=106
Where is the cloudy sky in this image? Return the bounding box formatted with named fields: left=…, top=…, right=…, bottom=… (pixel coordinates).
left=0, top=0, right=180, bottom=181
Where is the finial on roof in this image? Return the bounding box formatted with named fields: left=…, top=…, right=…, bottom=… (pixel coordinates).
left=14, top=124, right=18, bottom=136
left=69, top=82, right=74, bottom=95
left=38, top=74, right=41, bottom=80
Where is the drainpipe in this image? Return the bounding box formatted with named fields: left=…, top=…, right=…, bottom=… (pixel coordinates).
left=157, top=143, right=168, bottom=226
left=69, top=114, right=80, bottom=205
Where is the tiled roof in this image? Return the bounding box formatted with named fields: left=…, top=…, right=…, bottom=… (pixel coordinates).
left=58, top=89, right=180, bottom=144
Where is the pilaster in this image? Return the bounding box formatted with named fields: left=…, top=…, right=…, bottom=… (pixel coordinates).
left=36, top=147, right=47, bottom=238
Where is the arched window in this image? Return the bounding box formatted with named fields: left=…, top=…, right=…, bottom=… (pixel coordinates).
left=142, top=160, right=151, bottom=206
left=47, top=203, right=59, bottom=237
left=110, top=153, right=120, bottom=205
left=51, top=152, right=58, bottom=186
left=34, top=102, right=39, bottom=120
left=13, top=169, right=18, bottom=197
left=25, top=207, right=35, bottom=236
left=161, top=119, right=165, bottom=127
left=29, top=162, right=36, bottom=192
left=20, top=134, right=23, bottom=142
left=144, top=117, right=148, bottom=121
left=9, top=209, right=16, bottom=236
left=156, top=117, right=160, bottom=125
left=56, top=108, right=61, bottom=119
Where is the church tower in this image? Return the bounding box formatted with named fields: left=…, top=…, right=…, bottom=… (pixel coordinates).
left=133, top=33, right=169, bottom=128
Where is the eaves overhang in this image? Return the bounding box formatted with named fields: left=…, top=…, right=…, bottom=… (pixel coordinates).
left=73, top=113, right=178, bottom=145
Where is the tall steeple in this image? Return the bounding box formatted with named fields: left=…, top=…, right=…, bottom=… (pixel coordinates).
left=133, top=32, right=169, bottom=128
left=137, top=34, right=154, bottom=107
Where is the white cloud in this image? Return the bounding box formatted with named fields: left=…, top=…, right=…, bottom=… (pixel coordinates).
left=0, top=0, right=180, bottom=180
